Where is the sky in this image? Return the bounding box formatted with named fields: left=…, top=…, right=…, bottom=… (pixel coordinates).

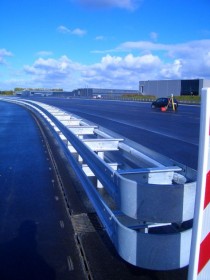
left=1, top=0, right=210, bottom=91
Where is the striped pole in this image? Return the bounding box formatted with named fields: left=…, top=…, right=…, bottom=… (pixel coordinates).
left=188, top=88, right=210, bottom=279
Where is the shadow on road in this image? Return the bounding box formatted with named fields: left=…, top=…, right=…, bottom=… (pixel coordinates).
left=0, top=220, right=56, bottom=280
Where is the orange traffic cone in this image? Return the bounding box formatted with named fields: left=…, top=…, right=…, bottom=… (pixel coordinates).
left=161, top=107, right=167, bottom=112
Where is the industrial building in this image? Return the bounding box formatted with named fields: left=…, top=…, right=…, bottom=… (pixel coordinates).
left=71, top=88, right=139, bottom=97
left=139, top=79, right=210, bottom=97
left=15, top=88, right=139, bottom=98
left=15, top=89, right=63, bottom=97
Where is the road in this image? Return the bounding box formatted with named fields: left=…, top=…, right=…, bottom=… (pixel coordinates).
left=0, top=98, right=199, bottom=280
left=28, top=97, right=200, bottom=170
left=0, top=101, right=88, bottom=280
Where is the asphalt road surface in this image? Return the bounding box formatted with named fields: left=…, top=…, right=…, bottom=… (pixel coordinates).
left=28, top=97, right=200, bottom=170
left=0, top=101, right=88, bottom=280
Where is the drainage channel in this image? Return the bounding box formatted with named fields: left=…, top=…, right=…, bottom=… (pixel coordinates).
left=31, top=109, right=96, bottom=280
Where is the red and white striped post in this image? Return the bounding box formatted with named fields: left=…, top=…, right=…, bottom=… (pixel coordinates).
left=188, top=88, right=210, bottom=279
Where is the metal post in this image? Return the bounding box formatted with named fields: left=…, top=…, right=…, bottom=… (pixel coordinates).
left=188, top=88, right=210, bottom=279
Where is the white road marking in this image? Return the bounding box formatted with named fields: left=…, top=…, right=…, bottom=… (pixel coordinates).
left=83, top=111, right=198, bottom=146
left=59, top=220, right=64, bottom=228
left=67, top=256, right=74, bottom=271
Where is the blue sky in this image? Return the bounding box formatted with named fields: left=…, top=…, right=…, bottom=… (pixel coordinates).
left=1, top=0, right=210, bottom=91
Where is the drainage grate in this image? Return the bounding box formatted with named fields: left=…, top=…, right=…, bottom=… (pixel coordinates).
left=71, top=213, right=96, bottom=233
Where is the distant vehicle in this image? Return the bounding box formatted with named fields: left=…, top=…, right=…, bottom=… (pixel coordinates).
left=151, top=97, right=178, bottom=110
left=93, top=94, right=102, bottom=99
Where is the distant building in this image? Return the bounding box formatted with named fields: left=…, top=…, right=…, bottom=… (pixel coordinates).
left=15, top=89, right=54, bottom=97
left=139, top=79, right=210, bottom=97
left=71, top=88, right=139, bottom=97
left=14, top=89, right=66, bottom=97
left=15, top=88, right=139, bottom=98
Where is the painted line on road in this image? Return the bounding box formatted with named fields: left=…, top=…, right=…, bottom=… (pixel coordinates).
left=116, top=118, right=198, bottom=146
left=79, top=111, right=198, bottom=146
left=67, top=256, right=74, bottom=271
left=60, top=220, right=65, bottom=228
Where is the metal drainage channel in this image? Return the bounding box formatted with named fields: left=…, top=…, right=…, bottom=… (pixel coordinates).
left=4, top=98, right=197, bottom=271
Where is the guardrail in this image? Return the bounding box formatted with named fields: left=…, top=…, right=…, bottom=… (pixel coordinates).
left=1, top=98, right=197, bottom=270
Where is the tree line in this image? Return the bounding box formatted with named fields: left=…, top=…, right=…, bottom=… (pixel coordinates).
left=14, top=88, right=63, bottom=92
left=0, top=90, right=14, bottom=95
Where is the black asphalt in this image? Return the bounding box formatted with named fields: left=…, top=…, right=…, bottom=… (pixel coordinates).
left=0, top=101, right=86, bottom=280
left=0, top=100, right=189, bottom=280
left=28, top=97, right=200, bottom=170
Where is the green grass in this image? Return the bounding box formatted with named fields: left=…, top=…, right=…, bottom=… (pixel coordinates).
left=121, top=94, right=156, bottom=101
left=173, top=95, right=200, bottom=103
left=121, top=94, right=201, bottom=103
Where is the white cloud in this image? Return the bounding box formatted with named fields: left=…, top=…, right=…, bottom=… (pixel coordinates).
left=118, top=39, right=210, bottom=58
left=84, top=39, right=210, bottom=87
left=23, top=53, right=157, bottom=90
left=95, top=35, right=106, bottom=41
left=114, top=39, right=210, bottom=78
left=160, top=59, right=183, bottom=79
left=23, top=56, right=83, bottom=89
left=77, top=0, right=142, bottom=10
left=71, top=28, right=87, bottom=36
left=24, top=56, right=73, bottom=75
left=36, top=51, right=53, bottom=57
left=3, top=39, right=210, bottom=90
left=80, top=53, right=163, bottom=89
left=118, top=41, right=170, bottom=52
left=57, top=25, right=71, bottom=34
left=57, top=25, right=86, bottom=36
left=0, top=48, right=13, bottom=64
left=150, top=32, right=158, bottom=42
